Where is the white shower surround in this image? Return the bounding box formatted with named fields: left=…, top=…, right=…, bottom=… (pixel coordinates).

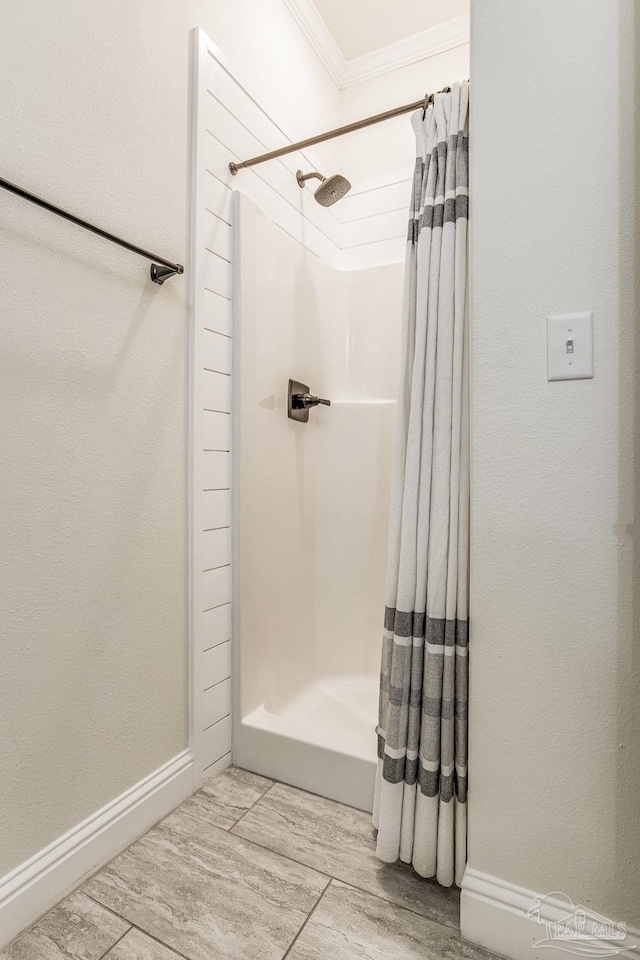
left=232, top=193, right=403, bottom=811
left=190, top=29, right=419, bottom=790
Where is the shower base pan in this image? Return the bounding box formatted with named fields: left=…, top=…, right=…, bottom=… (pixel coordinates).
left=234, top=675, right=378, bottom=812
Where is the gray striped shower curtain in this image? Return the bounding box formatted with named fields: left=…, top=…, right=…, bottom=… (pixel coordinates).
left=373, top=82, right=470, bottom=888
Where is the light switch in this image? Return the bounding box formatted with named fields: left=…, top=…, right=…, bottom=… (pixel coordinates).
left=547, top=312, right=593, bottom=381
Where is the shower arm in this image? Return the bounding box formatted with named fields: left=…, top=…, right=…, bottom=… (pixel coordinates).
left=229, top=86, right=454, bottom=174
left=296, top=171, right=324, bottom=187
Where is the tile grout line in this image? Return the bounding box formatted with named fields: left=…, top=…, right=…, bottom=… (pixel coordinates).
left=324, top=875, right=461, bottom=935
left=160, top=800, right=334, bottom=883
left=83, top=894, right=194, bottom=960
left=227, top=779, right=277, bottom=830
left=11, top=768, right=458, bottom=959
left=80, top=777, right=333, bottom=960
left=280, top=878, right=333, bottom=960
left=229, top=818, right=458, bottom=933
left=96, top=923, right=133, bottom=960
left=82, top=892, right=137, bottom=930
left=4, top=777, right=293, bottom=956
left=228, top=778, right=461, bottom=934
left=234, top=768, right=369, bottom=817
left=0, top=892, right=127, bottom=957
left=82, top=811, right=334, bottom=960
left=120, top=922, right=196, bottom=960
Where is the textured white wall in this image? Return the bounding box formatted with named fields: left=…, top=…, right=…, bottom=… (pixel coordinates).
left=0, top=0, right=338, bottom=880
left=469, top=0, right=640, bottom=927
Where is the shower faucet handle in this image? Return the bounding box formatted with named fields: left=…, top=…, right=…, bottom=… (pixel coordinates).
left=287, top=379, right=331, bottom=422
left=301, top=394, right=331, bottom=408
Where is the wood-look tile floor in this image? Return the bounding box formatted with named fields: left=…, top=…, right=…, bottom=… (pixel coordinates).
left=2, top=768, right=499, bottom=960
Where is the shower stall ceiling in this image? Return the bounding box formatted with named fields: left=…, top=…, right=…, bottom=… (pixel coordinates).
left=233, top=193, right=402, bottom=810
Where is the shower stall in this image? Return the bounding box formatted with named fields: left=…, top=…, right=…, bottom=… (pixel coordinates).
left=232, top=192, right=403, bottom=811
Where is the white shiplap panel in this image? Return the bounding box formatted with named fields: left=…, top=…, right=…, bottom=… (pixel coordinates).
left=203, top=171, right=233, bottom=225
left=202, top=715, right=232, bottom=770
left=203, top=641, right=231, bottom=688
left=340, top=208, right=407, bottom=248
left=203, top=752, right=232, bottom=780
left=202, top=248, right=232, bottom=299
left=336, top=179, right=411, bottom=223
left=203, top=208, right=232, bottom=262
left=205, top=54, right=334, bottom=187
left=202, top=329, right=232, bottom=374
left=202, top=605, right=232, bottom=653
left=203, top=678, right=232, bottom=729
left=203, top=94, right=409, bottom=257
left=202, top=96, right=332, bottom=229
left=204, top=117, right=332, bottom=231
left=202, top=289, right=233, bottom=336
left=203, top=97, right=342, bottom=264
left=202, top=410, right=231, bottom=451
left=205, top=131, right=238, bottom=187
left=203, top=565, right=232, bottom=611
left=341, top=236, right=406, bottom=270
left=202, top=370, right=232, bottom=412
left=202, top=451, right=231, bottom=490
left=206, top=56, right=287, bottom=154
left=203, top=527, right=232, bottom=569
left=202, top=490, right=231, bottom=530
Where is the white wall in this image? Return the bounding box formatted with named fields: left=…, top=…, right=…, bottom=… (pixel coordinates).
left=0, top=0, right=339, bottom=893
left=466, top=0, right=640, bottom=946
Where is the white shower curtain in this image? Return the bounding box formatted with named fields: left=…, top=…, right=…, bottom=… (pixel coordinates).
left=373, top=82, right=470, bottom=888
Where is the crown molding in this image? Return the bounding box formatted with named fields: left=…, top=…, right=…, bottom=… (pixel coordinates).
left=342, top=14, right=470, bottom=87
left=282, top=0, right=469, bottom=89
left=281, top=0, right=346, bottom=87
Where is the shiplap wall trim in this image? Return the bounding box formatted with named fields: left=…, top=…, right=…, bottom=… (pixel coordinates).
left=190, top=27, right=411, bottom=782
left=0, top=750, right=193, bottom=952
left=195, top=30, right=409, bottom=268
left=191, top=28, right=234, bottom=787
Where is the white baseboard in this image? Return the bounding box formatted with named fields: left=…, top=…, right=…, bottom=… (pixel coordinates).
left=0, top=749, right=193, bottom=951
left=461, top=866, right=640, bottom=960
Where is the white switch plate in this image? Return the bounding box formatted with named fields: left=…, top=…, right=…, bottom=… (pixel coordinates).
left=547, top=312, right=593, bottom=381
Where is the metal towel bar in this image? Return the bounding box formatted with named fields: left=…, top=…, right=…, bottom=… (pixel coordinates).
left=0, top=175, right=184, bottom=285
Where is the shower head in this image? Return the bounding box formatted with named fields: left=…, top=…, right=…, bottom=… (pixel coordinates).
left=314, top=173, right=351, bottom=207
left=296, top=170, right=351, bottom=207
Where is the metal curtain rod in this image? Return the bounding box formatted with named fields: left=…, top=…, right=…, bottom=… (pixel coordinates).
left=0, top=176, right=184, bottom=284
left=229, top=87, right=452, bottom=174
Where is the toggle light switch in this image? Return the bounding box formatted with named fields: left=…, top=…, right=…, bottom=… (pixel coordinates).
left=547, top=312, right=593, bottom=381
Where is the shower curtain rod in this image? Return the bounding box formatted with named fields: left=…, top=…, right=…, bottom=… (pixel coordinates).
left=0, top=175, right=185, bottom=284
left=229, top=86, right=453, bottom=174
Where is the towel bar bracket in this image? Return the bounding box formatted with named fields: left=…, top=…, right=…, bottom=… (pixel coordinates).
left=150, top=263, right=185, bottom=285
